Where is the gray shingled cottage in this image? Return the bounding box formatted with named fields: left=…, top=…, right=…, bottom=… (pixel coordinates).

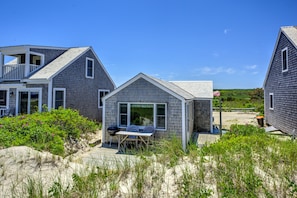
left=264, top=26, right=297, bottom=134
left=102, top=73, right=213, bottom=150
left=0, top=45, right=115, bottom=121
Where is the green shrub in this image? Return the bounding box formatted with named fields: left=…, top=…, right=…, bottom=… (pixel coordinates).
left=0, top=108, right=98, bottom=156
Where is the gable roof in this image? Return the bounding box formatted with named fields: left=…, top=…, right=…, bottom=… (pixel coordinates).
left=263, top=26, right=297, bottom=87
left=104, top=73, right=213, bottom=101
left=171, top=81, right=213, bottom=99
left=21, top=46, right=115, bottom=88
left=27, top=47, right=89, bottom=81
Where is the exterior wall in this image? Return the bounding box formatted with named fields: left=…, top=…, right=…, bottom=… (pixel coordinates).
left=194, top=100, right=211, bottom=132
left=52, top=49, right=114, bottom=121
left=264, top=32, right=297, bottom=134
left=104, top=78, right=183, bottom=142
left=30, top=48, right=66, bottom=66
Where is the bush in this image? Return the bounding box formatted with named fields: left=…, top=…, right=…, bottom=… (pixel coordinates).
left=0, top=108, right=98, bottom=156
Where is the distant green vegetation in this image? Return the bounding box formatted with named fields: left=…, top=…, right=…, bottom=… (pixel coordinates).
left=213, top=88, right=264, bottom=114
left=0, top=108, right=98, bottom=156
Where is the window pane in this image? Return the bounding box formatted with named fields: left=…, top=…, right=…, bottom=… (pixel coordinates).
left=119, top=104, right=128, bottom=126
left=157, top=104, right=165, bottom=115
left=55, top=90, right=64, bottom=109
left=156, top=104, right=166, bottom=129
left=282, top=50, right=287, bottom=71
left=157, top=116, right=165, bottom=129
left=30, top=92, right=39, bottom=113
left=87, top=60, right=93, bottom=77
left=130, top=104, right=153, bottom=126
left=120, top=104, right=127, bottom=113
left=99, top=91, right=109, bottom=107
left=269, top=94, right=273, bottom=109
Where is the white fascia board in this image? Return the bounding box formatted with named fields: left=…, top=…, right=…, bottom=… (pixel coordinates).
left=21, top=79, right=50, bottom=84
left=0, top=84, right=26, bottom=88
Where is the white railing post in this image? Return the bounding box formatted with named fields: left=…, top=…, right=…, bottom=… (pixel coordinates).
left=0, top=53, right=3, bottom=78
left=25, top=50, right=30, bottom=77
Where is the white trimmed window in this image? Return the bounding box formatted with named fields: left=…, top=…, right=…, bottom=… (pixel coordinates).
left=269, top=93, right=274, bottom=110
left=118, top=102, right=167, bottom=130
left=282, top=47, right=288, bottom=72
left=53, top=88, right=66, bottom=109
left=86, top=57, right=94, bottom=78
left=98, top=89, right=110, bottom=108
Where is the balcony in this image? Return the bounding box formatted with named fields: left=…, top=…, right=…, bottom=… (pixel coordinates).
left=0, top=64, right=40, bottom=80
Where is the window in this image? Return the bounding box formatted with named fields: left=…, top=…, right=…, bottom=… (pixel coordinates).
left=156, top=104, right=166, bottom=129
left=119, top=103, right=128, bottom=126
left=98, top=89, right=109, bottom=108
left=131, top=104, right=154, bottom=126
left=18, top=88, right=42, bottom=114
left=86, top=58, right=94, bottom=78
left=282, top=47, right=288, bottom=72
left=53, top=88, right=66, bottom=109
left=0, top=90, right=7, bottom=106
left=118, top=103, right=167, bottom=130
left=269, top=93, right=274, bottom=110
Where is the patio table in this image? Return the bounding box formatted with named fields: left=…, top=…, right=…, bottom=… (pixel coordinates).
left=116, top=131, right=154, bottom=152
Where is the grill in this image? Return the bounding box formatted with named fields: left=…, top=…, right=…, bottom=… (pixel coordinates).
left=107, top=125, right=120, bottom=136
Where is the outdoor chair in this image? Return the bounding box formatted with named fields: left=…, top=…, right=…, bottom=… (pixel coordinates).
left=125, top=125, right=139, bottom=148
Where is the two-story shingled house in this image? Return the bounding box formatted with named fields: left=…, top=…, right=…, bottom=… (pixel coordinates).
left=264, top=26, right=297, bottom=134
left=0, top=45, right=115, bottom=121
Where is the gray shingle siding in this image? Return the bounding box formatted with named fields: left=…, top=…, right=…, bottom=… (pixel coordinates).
left=30, top=48, right=67, bottom=66
left=52, top=49, right=114, bottom=121
left=264, top=32, right=297, bottom=134
left=194, top=100, right=211, bottom=132
left=104, top=78, right=183, bottom=141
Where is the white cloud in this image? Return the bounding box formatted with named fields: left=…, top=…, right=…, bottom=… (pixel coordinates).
left=245, top=64, right=257, bottom=70
left=194, top=66, right=235, bottom=76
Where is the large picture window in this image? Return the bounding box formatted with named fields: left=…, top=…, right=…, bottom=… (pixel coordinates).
left=118, top=103, right=167, bottom=130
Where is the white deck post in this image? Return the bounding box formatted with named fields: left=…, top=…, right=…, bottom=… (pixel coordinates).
left=25, top=49, right=30, bottom=77
left=0, top=53, right=3, bottom=78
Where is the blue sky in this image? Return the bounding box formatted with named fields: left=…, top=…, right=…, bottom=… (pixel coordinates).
left=1, top=0, right=296, bottom=89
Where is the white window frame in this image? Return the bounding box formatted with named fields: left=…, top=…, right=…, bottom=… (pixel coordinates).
left=53, top=88, right=66, bottom=109
left=281, top=47, right=288, bottom=72
left=16, top=88, right=42, bottom=115
left=118, top=102, right=167, bottom=130
left=98, top=89, right=110, bottom=108
left=85, top=57, right=94, bottom=79
left=269, top=93, right=274, bottom=110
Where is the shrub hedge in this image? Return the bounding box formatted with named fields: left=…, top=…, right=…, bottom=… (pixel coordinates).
left=0, top=108, right=98, bottom=156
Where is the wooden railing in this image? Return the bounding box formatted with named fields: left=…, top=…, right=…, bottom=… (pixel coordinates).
left=1, top=64, right=41, bottom=80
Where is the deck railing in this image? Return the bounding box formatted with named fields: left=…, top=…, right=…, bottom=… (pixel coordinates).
left=1, top=64, right=41, bottom=80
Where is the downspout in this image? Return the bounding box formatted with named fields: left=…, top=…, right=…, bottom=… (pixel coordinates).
left=47, top=79, right=52, bottom=110
left=181, top=99, right=186, bottom=151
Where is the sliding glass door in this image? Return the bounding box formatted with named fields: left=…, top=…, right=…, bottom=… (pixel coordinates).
left=18, top=90, right=40, bottom=114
